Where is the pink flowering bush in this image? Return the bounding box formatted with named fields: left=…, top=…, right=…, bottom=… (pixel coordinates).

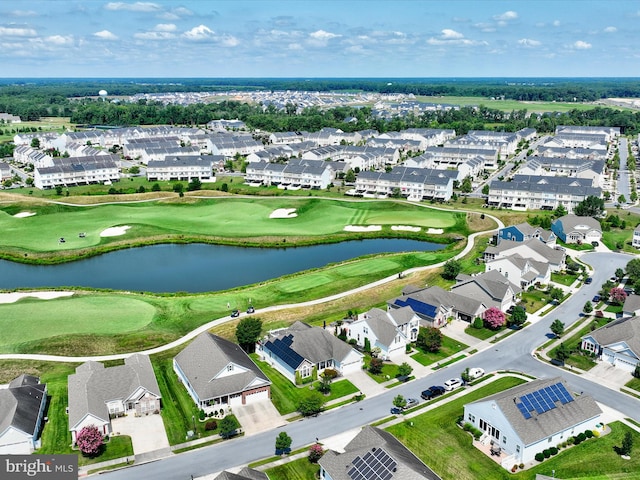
left=483, top=307, right=505, bottom=330
left=76, top=425, right=103, bottom=456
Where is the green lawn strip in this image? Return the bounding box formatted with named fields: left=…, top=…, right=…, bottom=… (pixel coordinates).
left=265, top=456, right=320, bottom=480
left=0, top=198, right=461, bottom=256
left=250, top=355, right=301, bottom=415
left=625, top=377, right=640, bottom=393
left=422, top=96, right=604, bottom=113
left=87, top=462, right=130, bottom=475
left=152, top=355, right=223, bottom=445
left=604, top=304, right=622, bottom=313
left=520, top=289, right=549, bottom=313
left=490, top=328, right=521, bottom=344
left=548, top=322, right=601, bottom=371
left=313, top=378, right=359, bottom=402
left=386, top=376, right=526, bottom=480
left=464, top=325, right=504, bottom=341
left=551, top=272, right=578, bottom=286
left=249, top=446, right=310, bottom=468
left=602, top=227, right=632, bottom=251
left=77, top=436, right=133, bottom=467
left=410, top=335, right=469, bottom=366
left=432, top=355, right=466, bottom=369
left=626, top=418, right=640, bottom=429
left=362, top=355, right=400, bottom=383
left=0, top=295, right=155, bottom=353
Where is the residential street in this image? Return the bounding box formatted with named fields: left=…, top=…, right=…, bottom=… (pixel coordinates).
left=99, top=251, right=640, bottom=480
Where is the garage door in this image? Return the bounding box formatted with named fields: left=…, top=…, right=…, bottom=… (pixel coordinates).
left=244, top=389, right=270, bottom=403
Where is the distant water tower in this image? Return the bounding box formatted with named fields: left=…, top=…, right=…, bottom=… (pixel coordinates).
left=99, top=89, right=108, bottom=101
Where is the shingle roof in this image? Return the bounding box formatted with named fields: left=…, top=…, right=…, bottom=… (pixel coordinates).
left=213, top=467, right=268, bottom=480
left=623, top=295, right=640, bottom=314
left=585, top=315, right=640, bottom=358
left=174, top=333, right=270, bottom=402
left=361, top=308, right=404, bottom=346
left=466, top=377, right=601, bottom=446
left=318, top=426, right=441, bottom=480
left=554, top=214, right=602, bottom=234
left=0, top=376, right=46, bottom=438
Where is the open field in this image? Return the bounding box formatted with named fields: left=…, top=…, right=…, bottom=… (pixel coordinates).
left=417, top=95, right=620, bottom=113
left=0, top=197, right=465, bottom=262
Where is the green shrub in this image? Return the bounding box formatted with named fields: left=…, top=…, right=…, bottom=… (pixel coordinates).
left=567, top=436, right=575, bottom=445
left=535, top=452, right=544, bottom=462
left=519, top=463, right=524, bottom=470
left=204, top=420, right=217, bottom=431
left=585, top=429, right=594, bottom=438
left=577, top=432, right=587, bottom=443
left=463, top=423, right=472, bottom=432
left=473, top=317, right=484, bottom=329
left=549, top=447, right=558, bottom=455
left=198, top=409, right=206, bottom=421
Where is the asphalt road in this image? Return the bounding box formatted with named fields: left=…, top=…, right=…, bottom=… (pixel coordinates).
left=101, top=251, right=639, bottom=480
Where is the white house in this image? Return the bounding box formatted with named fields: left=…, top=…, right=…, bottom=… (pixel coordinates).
left=464, top=377, right=602, bottom=468
left=345, top=307, right=419, bottom=360
left=551, top=214, right=602, bottom=245
left=632, top=227, right=640, bottom=249
left=258, top=321, right=363, bottom=385
left=67, top=354, right=161, bottom=443
left=484, top=238, right=566, bottom=272
left=485, top=254, right=550, bottom=289
left=581, top=316, right=640, bottom=373
left=451, top=270, right=521, bottom=312
left=147, top=155, right=218, bottom=182
left=0, top=375, right=47, bottom=454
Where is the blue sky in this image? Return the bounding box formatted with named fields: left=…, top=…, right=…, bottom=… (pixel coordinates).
left=1, top=0, right=639, bottom=78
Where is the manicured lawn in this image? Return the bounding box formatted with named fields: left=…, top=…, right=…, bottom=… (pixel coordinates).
left=551, top=272, right=578, bottom=287
left=0, top=295, right=155, bottom=353
left=416, top=95, right=602, bottom=113
left=312, top=378, right=359, bottom=402
left=386, top=376, right=526, bottom=480
left=465, top=325, right=504, bottom=341
left=604, top=304, right=623, bottom=314
left=265, top=456, right=320, bottom=480
left=411, top=335, right=469, bottom=366
left=36, top=365, right=77, bottom=456
left=548, top=319, right=606, bottom=371
left=152, top=355, right=224, bottom=445
left=0, top=198, right=461, bottom=254
left=625, top=376, right=640, bottom=393
left=602, top=227, right=633, bottom=251
left=363, top=355, right=400, bottom=383
left=78, top=436, right=133, bottom=467
left=251, top=355, right=302, bottom=415
left=520, top=289, right=549, bottom=313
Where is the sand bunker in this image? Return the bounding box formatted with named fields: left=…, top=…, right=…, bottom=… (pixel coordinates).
left=427, top=228, right=444, bottom=234
left=100, top=225, right=131, bottom=237
left=14, top=212, right=36, bottom=218
left=0, top=291, right=74, bottom=304
left=344, top=225, right=382, bottom=232
left=391, top=225, right=421, bottom=232
left=269, top=208, right=298, bottom=219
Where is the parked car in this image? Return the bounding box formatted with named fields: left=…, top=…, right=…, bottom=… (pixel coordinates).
left=230, top=309, right=240, bottom=318
left=421, top=386, right=444, bottom=400
left=592, top=294, right=601, bottom=303
left=246, top=305, right=255, bottom=314
left=443, top=378, right=463, bottom=391
left=585, top=277, right=593, bottom=284
left=468, top=367, right=485, bottom=379
left=591, top=241, right=599, bottom=247
left=390, top=407, right=403, bottom=415
left=404, top=398, right=419, bottom=409
left=428, top=385, right=445, bottom=397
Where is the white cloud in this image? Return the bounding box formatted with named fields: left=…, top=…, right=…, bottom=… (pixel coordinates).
left=553, top=20, right=561, bottom=27
left=105, top=2, right=160, bottom=12
left=183, top=25, right=215, bottom=40
left=0, top=25, right=37, bottom=37
left=474, top=22, right=496, bottom=33
left=518, top=38, right=541, bottom=47
left=134, top=31, right=174, bottom=40
left=604, top=26, right=617, bottom=33
left=45, top=35, right=73, bottom=46
left=220, top=35, right=239, bottom=47
left=309, top=30, right=340, bottom=40
left=441, top=29, right=463, bottom=39
left=572, top=40, right=592, bottom=49
left=94, top=30, right=118, bottom=40
left=154, top=24, right=176, bottom=32
left=494, top=11, right=518, bottom=21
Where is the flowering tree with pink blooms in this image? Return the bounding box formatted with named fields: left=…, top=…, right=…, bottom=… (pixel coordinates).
left=76, top=425, right=103, bottom=456
left=483, top=307, right=505, bottom=330
left=309, top=443, right=325, bottom=463
left=609, top=287, right=627, bottom=306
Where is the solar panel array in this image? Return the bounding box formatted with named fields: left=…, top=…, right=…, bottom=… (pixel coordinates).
left=347, top=447, right=397, bottom=480
left=515, top=382, right=574, bottom=420
left=265, top=334, right=304, bottom=369
left=394, top=298, right=438, bottom=319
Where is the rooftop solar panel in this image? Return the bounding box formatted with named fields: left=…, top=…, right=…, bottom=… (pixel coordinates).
left=347, top=448, right=397, bottom=480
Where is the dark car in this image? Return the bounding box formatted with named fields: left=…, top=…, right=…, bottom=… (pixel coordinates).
left=429, top=385, right=446, bottom=396
left=591, top=241, right=599, bottom=247
left=247, top=306, right=255, bottom=314
left=592, top=294, right=600, bottom=303
left=230, top=309, right=240, bottom=318
left=390, top=407, right=403, bottom=415
left=421, top=385, right=445, bottom=400
left=585, top=277, right=593, bottom=284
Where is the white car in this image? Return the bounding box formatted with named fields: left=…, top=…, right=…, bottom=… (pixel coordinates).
left=443, top=378, right=463, bottom=391
left=468, top=368, right=485, bottom=379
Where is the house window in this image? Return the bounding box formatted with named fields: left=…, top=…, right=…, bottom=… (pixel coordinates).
left=300, top=364, right=312, bottom=378
left=468, top=413, right=475, bottom=422
left=227, top=365, right=234, bottom=372
left=516, top=445, right=520, bottom=453
left=548, top=437, right=553, bottom=443
left=503, top=436, right=507, bottom=444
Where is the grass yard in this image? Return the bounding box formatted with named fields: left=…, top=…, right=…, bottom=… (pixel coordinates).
left=551, top=272, right=578, bottom=287
left=465, top=325, right=505, bottom=341
left=625, top=376, right=640, bottom=393
left=602, top=227, right=633, bottom=252
left=411, top=335, right=469, bottom=366
left=0, top=198, right=463, bottom=258
left=548, top=318, right=607, bottom=371
left=520, top=289, right=549, bottom=313
left=604, top=304, right=623, bottom=314
left=415, top=95, right=605, bottom=113
left=0, top=295, right=155, bottom=353
left=363, top=355, right=400, bottom=383
left=77, top=436, right=133, bottom=467
left=311, top=378, right=359, bottom=402
left=265, top=456, right=320, bottom=480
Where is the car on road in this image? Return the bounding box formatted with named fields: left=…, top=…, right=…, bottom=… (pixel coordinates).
left=390, top=407, right=402, bottom=415
left=592, top=294, right=601, bottom=303
left=421, top=385, right=445, bottom=400
left=404, top=398, right=419, bottom=409
left=444, top=378, right=463, bottom=391
left=468, top=368, right=485, bottom=379
left=246, top=305, right=255, bottom=314
left=230, top=309, right=240, bottom=318
left=585, top=277, right=593, bottom=284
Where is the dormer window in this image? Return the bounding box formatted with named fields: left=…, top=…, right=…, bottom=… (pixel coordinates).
left=227, top=365, right=234, bottom=372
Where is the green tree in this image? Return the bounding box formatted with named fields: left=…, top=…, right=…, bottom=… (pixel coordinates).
left=275, top=431, right=292, bottom=454
left=368, top=357, right=383, bottom=375
left=55, top=185, right=63, bottom=195
left=615, top=268, right=625, bottom=280
left=151, top=182, right=161, bottom=192
left=25, top=177, right=34, bottom=186
left=460, top=176, right=472, bottom=193
left=548, top=287, right=564, bottom=302
left=30, top=138, right=40, bottom=148
left=481, top=184, right=490, bottom=195
left=618, top=194, right=627, bottom=205
left=554, top=203, right=567, bottom=218
left=461, top=368, right=471, bottom=384
left=220, top=183, right=228, bottom=192
left=317, top=372, right=332, bottom=395
left=508, top=305, right=527, bottom=329
left=442, top=259, right=462, bottom=280
left=297, top=390, right=325, bottom=417
left=583, top=301, right=593, bottom=314
left=363, top=337, right=371, bottom=353
left=392, top=394, right=407, bottom=409
left=550, top=319, right=565, bottom=338
left=397, top=362, right=413, bottom=378
left=137, top=185, right=146, bottom=193
left=129, top=165, right=140, bottom=174
left=574, top=195, right=605, bottom=218
left=235, top=317, right=262, bottom=353
left=345, top=169, right=356, bottom=183
left=620, top=431, right=633, bottom=456
left=417, top=327, right=443, bottom=352
left=219, top=415, right=239, bottom=439
left=627, top=258, right=640, bottom=282
left=172, top=182, right=184, bottom=194
left=187, top=177, right=202, bottom=191
left=555, top=342, right=570, bottom=362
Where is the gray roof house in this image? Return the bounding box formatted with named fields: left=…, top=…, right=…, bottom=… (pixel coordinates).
left=0, top=375, right=47, bottom=454
left=173, top=333, right=271, bottom=411
left=451, top=270, right=521, bottom=312
left=581, top=316, right=640, bottom=373
left=484, top=238, right=565, bottom=272
left=319, top=425, right=441, bottom=480
left=259, top=322, right=363, bottom=385
left=623, top=294, right=640, bottom=318
left=464, top=377, right=602, bottom=467
left=68, top=354, right=161, bottom=442
left=213, top=467, right=268, bottom=480
left=551, top=214, right=602, bottom=244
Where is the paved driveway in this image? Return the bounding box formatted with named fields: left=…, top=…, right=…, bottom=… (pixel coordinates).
left=584, top=361, right=633, bottom=390
left=233, top=400, right=286, bottom=436
left=111, top=413, right=169, bottom=455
